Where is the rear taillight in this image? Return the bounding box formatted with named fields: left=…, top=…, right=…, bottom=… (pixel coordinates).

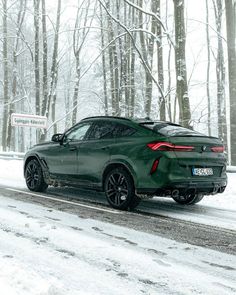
left=211, top=146, right=224, bottom=153
left=147, top=142, right=194, bottom=152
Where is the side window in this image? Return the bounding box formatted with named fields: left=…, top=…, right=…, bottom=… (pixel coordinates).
left=65, top=123, right=91, bottom=141
left=113, top=123, right=136, bottom=138
left=89, top=122, right=115, bottom=140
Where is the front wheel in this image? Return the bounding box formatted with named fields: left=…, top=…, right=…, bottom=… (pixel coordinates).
left=25, top=159, right=48, bottom=192
left=172, top=193, right=204, bottom=205
left=104, top=167, right=141, bottom=210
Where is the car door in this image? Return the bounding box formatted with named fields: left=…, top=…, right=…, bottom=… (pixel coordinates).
left=76, top=121, right=115, bottom=187
left=43, top=122, right=92, bottom=183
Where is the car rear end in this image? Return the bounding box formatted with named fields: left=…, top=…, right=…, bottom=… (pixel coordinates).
left=134, top=122, right=227, bottom=198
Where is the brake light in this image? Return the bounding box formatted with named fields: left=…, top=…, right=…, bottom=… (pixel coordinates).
left=147, top=142, right=194, bottom=151
left=211, top=146, right=224, bottom=153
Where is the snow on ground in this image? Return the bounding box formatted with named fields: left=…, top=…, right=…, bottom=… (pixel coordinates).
left=0, top=159, right=236, bottom=294
left=0, top=195, right=235, bottom=295
left=0, top=159, right=26, bottom=189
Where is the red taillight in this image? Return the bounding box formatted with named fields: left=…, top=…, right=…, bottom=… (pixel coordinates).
left=211, top=146, right=224, bottom=153
left=150, top=159, right=159, bottom=174
left=147, top=142, right=194, bottom=152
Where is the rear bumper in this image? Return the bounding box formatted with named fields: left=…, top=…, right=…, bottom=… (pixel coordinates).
left=136, top=179, right=227, bottom=197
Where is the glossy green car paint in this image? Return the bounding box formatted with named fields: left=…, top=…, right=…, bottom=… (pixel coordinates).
left=24, top=116, right=227, bottom=209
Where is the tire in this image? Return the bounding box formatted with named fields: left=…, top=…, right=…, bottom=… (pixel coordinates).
left=104, top=167, right=141, bottom=210
left=172, top=193, right=204, bottom=205
left=25, top=159, right=48, bottom=192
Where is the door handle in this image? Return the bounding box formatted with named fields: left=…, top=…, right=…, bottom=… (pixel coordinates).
left=69, top=146, right=77, bottom=151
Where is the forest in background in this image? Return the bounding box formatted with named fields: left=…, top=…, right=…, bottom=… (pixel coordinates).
left=0, top=0, right=235, bottom=164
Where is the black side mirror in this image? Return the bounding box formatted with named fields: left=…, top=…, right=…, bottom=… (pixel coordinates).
left=51, top=133, right=63, bottom=142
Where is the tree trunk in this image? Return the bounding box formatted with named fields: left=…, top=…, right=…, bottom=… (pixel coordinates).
left=173, top=0, right=191, bottom=128
left=165, top=0, right=172, bottom=121
left=107, top=0, right=119, bottom=115
left=34, top=0, right=40, bottom=116
left=40, top=0, right=61, bottom=142
left=41, top=0, right=48, bottom=117
left=6, top=0, right=26, bottom=150
left=34, top=0, right=40, bottom=142
left=156, top=0, right=165, bottom=120
left=51, top=0, right=61, bottom=132
left=72, top=56, right=80, bottom=126
left=99, top=4, right=109, bottom=115
left=138, top=0, right=155, bottom=118
left=206, top=0, right=211, bottom=136
left=213, top=0, right=227, bottom=151
left=2, top=0, right=9, bottom=151
left=225, top=0, right=236, bottom=164
left=71, top=0, right=93, bottom=125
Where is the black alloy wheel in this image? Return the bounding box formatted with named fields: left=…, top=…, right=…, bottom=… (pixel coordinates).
left=172, top=193, right=204, bottom=205
left=25, top=159, right=48, bottom=192
left=104, top=167, right=140, bottom=210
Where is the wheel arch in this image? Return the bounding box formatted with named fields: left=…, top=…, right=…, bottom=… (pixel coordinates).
left=24, top=154, right=47, bottom=176
left=102, top=161, right=137, bottom=191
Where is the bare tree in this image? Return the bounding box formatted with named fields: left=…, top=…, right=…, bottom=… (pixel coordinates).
left=165, top=0, right=173, bottom=122
left=126, top=2, right=136, bottom=117
left=34, top=0, right=40, bottom=117
left=2, top=0, right=9, bottom=151
left=225, top=0, right=236, bottom=164
left=6, top=0, right=27, bottom=150
left=206, top=0, right=211, bottom=135
left=72, top=0, right=94, bottom=125
left=106, top=0, right=120, bottom=116
left=41, top=0, right=48, bottom=117
left=156, top=0, right=165, bottom=120
left=138, top=0, right=156, bottom=117
left=173, top=0, right=191, bottom=128
left=51, top=0, right=62, bottom=134
left=99, top=3, right=108, bottom=115
left=213, top=0, right=227, bottom=150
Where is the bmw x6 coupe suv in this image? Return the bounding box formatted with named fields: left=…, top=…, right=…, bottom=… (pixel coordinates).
left=24, top=116, right=227, bottom=210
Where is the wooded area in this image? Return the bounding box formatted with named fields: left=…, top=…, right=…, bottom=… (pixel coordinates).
left=0, top=0, right=235, bottom=164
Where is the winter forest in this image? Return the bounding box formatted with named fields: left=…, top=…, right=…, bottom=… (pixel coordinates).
left=0, top=0, right=235, bottom=162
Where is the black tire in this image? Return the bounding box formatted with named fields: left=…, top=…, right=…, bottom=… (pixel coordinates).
left=104, top=167, right=141, bottom=210
left=172, top=193, right=204, bottom=205
left=25, top=159, right=48, bottom=192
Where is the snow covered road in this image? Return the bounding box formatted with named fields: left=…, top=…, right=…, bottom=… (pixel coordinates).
left=0, top=194, right=236, bottom=295
left=0, top=159, right=236, bottom=231
left=0, top=158, right=236, bottom=294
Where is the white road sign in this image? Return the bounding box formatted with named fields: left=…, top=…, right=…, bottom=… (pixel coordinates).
left=11, top=113, right=47, bottom=129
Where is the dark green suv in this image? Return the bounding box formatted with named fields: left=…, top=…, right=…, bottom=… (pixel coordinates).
left=24, top=116, right=227, bottom=210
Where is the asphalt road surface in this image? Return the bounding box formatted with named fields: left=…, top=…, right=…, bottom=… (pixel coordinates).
left=0, top=185, right=235, bottom=255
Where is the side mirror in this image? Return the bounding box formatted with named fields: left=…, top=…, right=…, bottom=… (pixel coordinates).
left=51, top=133, right=63, bottom=142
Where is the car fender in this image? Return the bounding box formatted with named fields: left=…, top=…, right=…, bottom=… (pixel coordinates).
left=102, top=158, right=138, bottom=187
left=24, top=152, right=50, bottom=182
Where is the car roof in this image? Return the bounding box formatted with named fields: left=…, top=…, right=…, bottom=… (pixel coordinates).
left=81, top=116, right=180, bottom=126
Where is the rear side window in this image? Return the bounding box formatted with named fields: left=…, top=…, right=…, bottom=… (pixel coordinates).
left=88, top=121, right=136, bottom=140
left=141, top=122, right=205, bottom=137
left=89, top=122, right=114, bottom=140
left=113, top=123, right=136, bottom=138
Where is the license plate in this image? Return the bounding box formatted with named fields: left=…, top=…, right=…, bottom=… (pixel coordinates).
left=192, top=168, right=213, bottom=176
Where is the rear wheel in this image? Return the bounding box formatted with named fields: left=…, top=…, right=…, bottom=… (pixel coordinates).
left=104, top=167, right=141, bottom=210
left=25, top=159, right=48, bottom=192
left=172, top=193, right=204, bottom=205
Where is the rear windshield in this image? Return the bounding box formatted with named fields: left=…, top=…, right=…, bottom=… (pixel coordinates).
left=141, top=122, right=206, bottom=137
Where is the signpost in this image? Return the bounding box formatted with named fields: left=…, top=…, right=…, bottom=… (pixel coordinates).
left=11, top=113, right=47, bottom=129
